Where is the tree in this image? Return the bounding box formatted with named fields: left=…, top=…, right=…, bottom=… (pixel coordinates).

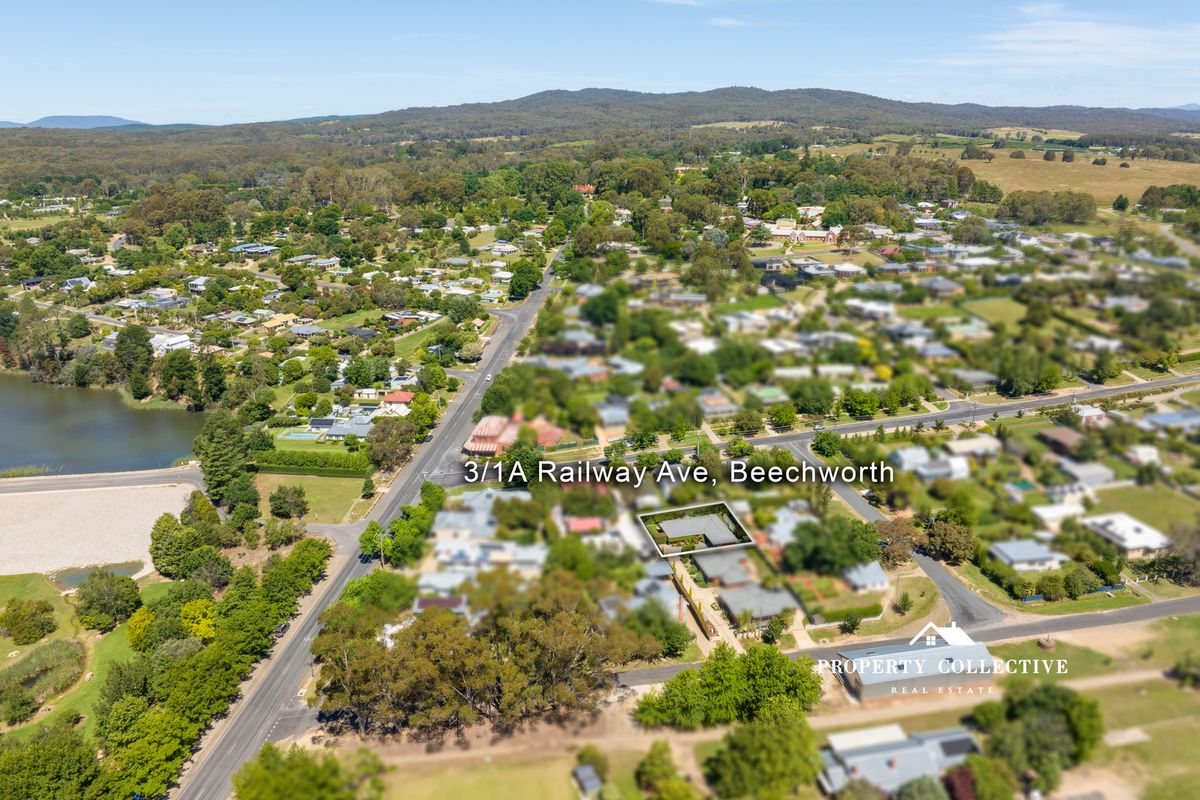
left=75, top=570, right=141, bottom=631
left=232, top=742, right=385, bottom=800
left=269, top=485, right=309, bottom=519
left=193, top=409, right=250, bottom=504
left=149, top=513, right=201, bottom=578
left=367, top=417, right=417, bottom=470
left=361, top=478, right=375, bottom=498
left=768, top=402, right=797, bottom=429
left=841, top=612, right=863, bottom=634
left=0, top=598, right=56, bottom=645
left=703, top=696, right=820, bottom=799
left=926, top=517, right=977, bottom=564
left=841, top=388, right=880, bottom=418
left=896, top=592, right=914, bottom=616
left=1091, top=348, right=1119, bottom=384
left=811, top=431, right=842, bottom=458
left=961, top=754, right=1018, bottom=800
left=576, top=745, right=609, bottom=782
left=1112, top=194, right=1129, bottom=212
left=894, top=775, right=949, bottom=800
left=508, top=261, right=542, bottom=300
left=875, top=517, right=923, bottom=568
left=159, top=348, right=198, bottom=401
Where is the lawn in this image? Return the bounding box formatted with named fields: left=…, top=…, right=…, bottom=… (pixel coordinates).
left=255, top=474, right=364, bottom=524
left=396, top=320, right=453, bottom=360
left=962, top=297, right=1027, bottom=326
left=990, top=640, right=1118, bottom=682
left=932, top=148, right=1200, bottom=204
left=1091, top=484, right=1200, bottom=534
left=714, top=294, right=783, bottom=314
left=954, top=562, right=1148, bottom=616
left=385, top=754, right=576, bottom=800
left=809, top=576, right=938, bottom=641
left=0, top=574, right=77, bottom=654
left=3, top=578, right=170, bottom=740
left=1085, top=682, right=1200, bottom=799
left=898, top=304, right=960, bottom=320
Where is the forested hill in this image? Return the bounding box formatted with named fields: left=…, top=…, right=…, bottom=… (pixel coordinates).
left=354, top=87, right=1200, bottom=138
left=3, top=86, right=1200, bottom=196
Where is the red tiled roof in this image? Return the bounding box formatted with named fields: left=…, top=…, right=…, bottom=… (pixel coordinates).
left=382, top=390, right=414, bottom=404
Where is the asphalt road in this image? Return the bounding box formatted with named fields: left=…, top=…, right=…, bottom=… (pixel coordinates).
left=174, top=279, right=555, bottom=800
left=616, top=592, right=1200, bottom=686
left=0, top=464, right=203, bottom=494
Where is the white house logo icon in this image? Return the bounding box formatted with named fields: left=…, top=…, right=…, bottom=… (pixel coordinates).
left=909, top=621, right=976, bottom=648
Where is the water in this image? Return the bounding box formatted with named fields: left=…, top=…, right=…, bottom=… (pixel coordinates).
left=51, top=561, right=145, bottom=589
left=0, top=372, right=206, bottom=474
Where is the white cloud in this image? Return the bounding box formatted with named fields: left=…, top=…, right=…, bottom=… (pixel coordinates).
left=708, top=16, right=748, bottom=28
left=941, top=6, right=1200, bottom=70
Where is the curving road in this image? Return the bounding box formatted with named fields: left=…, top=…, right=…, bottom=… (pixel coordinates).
left=0, top=464, right=203, bottom=494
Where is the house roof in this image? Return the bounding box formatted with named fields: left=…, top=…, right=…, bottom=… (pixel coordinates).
left=658, top=514, right=740, bottom=546
left=819, top=726, right=979, bottom=794
left=719, top=585, right=799, bottom=619
left=842, top=561, right=888, bottom=590
left=988, top=539, right=1067, bottom=567
left=692, top=550, right=750, bottom=585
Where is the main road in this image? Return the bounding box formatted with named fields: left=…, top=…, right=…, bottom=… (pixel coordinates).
left=175, top=278, right=555, bottom=799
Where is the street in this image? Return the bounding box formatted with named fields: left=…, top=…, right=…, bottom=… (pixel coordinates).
left=174, top=279, right=555, bottom=799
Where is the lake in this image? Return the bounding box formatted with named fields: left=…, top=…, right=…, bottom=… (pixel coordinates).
left=0, top=372, right=206, bottom=474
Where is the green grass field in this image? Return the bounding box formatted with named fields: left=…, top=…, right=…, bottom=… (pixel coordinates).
left=0, top=574, right=77, bottom=654
left=255, top=474, right=364, bottom=524
left=1091, top=484, right=1200, bottom=534
left=385, top=754, right=577, bottom=800
left=714, top=294, right=783, bottom=314
left=962, top=297, right=1027, bottom=326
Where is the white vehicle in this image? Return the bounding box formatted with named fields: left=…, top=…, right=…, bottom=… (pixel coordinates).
left=485, top=373, right=493, bottom=381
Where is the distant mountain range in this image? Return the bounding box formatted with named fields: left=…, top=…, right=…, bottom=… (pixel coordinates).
left=4, top=89, right=1200, bottom=142
left=0, top=115, right=149, bottom=129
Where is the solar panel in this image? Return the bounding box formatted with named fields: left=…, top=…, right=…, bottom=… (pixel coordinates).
left=940, top=738, right=977, bottom=757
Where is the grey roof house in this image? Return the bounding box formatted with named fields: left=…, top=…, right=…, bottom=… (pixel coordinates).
left=818, top=723, right=979, bottom=795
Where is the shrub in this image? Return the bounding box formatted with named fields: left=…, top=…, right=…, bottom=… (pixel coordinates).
left=0, top=598, right=58, bottom=645
left=75, top=571, right=141, bottom=631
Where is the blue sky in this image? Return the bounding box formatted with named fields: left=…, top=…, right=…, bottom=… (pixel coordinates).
left=4, top=0, right=1199, bottom=125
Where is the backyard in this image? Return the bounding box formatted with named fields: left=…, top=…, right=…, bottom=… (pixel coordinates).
left=255, top=473, right=365, bottom=524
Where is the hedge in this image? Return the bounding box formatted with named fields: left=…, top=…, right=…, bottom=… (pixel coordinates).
left=254, top=449, right=374, bottom=477
left=812, top=603, right=883, bottom=623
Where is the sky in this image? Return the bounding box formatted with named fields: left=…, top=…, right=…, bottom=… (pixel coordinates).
left=4, top=0, right=1200, bottom=125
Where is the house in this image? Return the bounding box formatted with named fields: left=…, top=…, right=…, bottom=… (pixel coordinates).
left=941, top=434, right=1001, bottom=460
left=63, top=276, right=94, bottom=291
left=187, top=276, right=212, bottom=293
left=595, top=398, right=631, bottom=436
left=918, top=342, right=958, bottom=362
left=817, top=724, right=979, bottom=795
left=844, top=298, right=897, bottom=321
left=380, top=391, right=414, bottom=412
left=432, top=488, right=532, bottom=540
left=718, top=585, right=800, bottom=625
left=325, top=415, right=374, bottom=440
left=692, top=550, right=751, bottom=586
left=836, top=622, right=993, bottom=701
left=463, top=413, right=562, bottom=456
left=914, top=456, right=970, bottom=483
left=1038, top=426, right=1084, bottom=455
left=573, top=764, right=603, bottom=798
left=843, top=561, right=888, bottom=592
left=149, top=333, right=194, bottom=357
left=1140, top=410, right=1200, bottom=434
left=1082, top=512, right=1171, bottom=557
left=949, top=368, right=997, bottom=391
left=763, top=501, right=818, bottom=549
left=1031, top=502, right=1085, bottom=532
left=658, top=514, right=741, bottom=547
left=1058, top=459, right=1115, bottom=489
left=889, top=447, right=931, bottom=472
left=1075, top=404, right=1108, bottom=428
left=697, top=389, right=739, bottom=418
left=988, top=539, right=1070, bottom=572
left=1124, top=445, right=1160, bottom=466
left=919, top=276, right=964, bottom=299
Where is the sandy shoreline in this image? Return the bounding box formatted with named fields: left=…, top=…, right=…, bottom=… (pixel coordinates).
left=0, top=483, right=191, bottom=575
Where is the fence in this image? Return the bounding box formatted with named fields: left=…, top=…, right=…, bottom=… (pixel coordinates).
left=1021, top=582, right=1126, bottom=603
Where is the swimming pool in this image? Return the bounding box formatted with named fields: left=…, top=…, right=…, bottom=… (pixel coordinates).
left=281, top=432, right=320, bottom=440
